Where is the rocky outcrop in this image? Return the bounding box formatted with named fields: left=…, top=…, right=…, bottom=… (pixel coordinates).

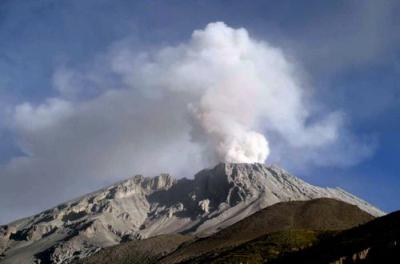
left=0, top=163, right=383, bottom=263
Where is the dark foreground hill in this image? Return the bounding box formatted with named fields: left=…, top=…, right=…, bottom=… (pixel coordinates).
left=76, top=198, right=374, bottom=264
left=184, top=209, right=400, bottom=264
left=160, top=198, right=374, bottom=263
left=271, top=210, right=400, bottom=264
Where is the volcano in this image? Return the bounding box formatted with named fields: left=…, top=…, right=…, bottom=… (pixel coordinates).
left=0, top=163, right=383, bottom=263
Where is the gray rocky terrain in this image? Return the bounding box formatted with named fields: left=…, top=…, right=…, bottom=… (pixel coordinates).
left=0, top=163, right=383, bottom=263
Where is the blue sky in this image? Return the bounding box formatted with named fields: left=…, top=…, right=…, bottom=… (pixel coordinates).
left=0, top=0, right=399, bottom=224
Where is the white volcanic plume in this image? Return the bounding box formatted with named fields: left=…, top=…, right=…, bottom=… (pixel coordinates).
left=118, top=22, right=338, bottom=163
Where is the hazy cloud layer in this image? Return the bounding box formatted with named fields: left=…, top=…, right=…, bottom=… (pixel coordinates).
left=0, top=22, right=374, bottom=224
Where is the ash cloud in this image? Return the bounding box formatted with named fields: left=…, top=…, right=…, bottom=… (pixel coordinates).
left=113, top=22, right=341, bottom=163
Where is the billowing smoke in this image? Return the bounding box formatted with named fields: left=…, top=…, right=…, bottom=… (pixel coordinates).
left=114, top=22, right=338, bottom=163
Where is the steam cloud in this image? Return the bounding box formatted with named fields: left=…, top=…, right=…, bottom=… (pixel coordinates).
left=0, top=22, right=373, bottom=224
left=115, top=22, right=339, bottom=163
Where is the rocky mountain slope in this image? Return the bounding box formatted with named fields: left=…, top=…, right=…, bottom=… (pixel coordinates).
left=0, top=163, right=383, bottom=263
left=73, top=234, right=193, bottom=264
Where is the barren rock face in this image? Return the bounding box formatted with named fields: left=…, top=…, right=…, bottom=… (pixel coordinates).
left=0, top=163, right=383, bottom=264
